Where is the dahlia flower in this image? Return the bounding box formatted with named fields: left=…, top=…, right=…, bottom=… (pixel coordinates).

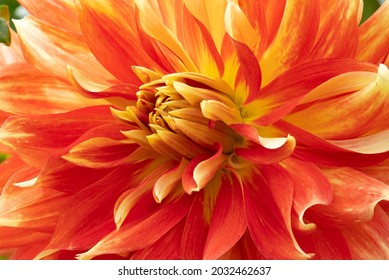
left=0, top=0, right=388, bottom=260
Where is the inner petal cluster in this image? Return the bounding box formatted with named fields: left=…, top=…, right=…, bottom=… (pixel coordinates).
left=111, top=69, right=248, bottom=194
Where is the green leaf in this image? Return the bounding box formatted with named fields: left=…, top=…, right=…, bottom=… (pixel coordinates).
left=0, top=153, right=9, bottom=163
left=362, top=0, right=381, bottom=23
left=0, top=5, right=11, bottom=46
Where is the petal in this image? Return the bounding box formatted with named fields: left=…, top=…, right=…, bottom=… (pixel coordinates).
left=260, top=0, right=319, bottom=85
left=14, top=15, right=115, bottom=83
left=0, top=167, right=69, bottom=232
left=231, top=40, right=262, bottom=104
left=77, top=193, right=191, bottom=259
left=114, top=159, right=176, bottom=228
left=241, top=59, right=376, bottom=126
left=35, top=154, right=115, bottom=194
left=224, top=1, right=263, bottom=57
left=177, top=5, right=224, bottom=77
left=281, top=157, right=333, bottom=233
left=131, top=220, right=185, bottom=260
left=341, top=206, right=389, bottom=259
left=203, top=173, right=246, bottom=260
left=357, top=159, right=389, bottom=185
left=275, top=120, right=389, bottom=167
left=243, top=165, right=310, bottom=259
left=17, top=0, right=81, bottom=33
left=182, top=153, right=210, bottom=195
left=200, top=100, right=242, bottom=125
left=62, top=137, right=136, bottom=169
left=330, top=130, right=389, bottom=154
left=171, top=117, right=235, bottom=151
left=156, top=129, right=207, bottom=159
left=10, top=242, right=49, bottom=260
left=0, top=226, right=50, bottom=250
left=0, top=106, right=115, bottom=167
left=0, top=64, right=104, bottom=115
left=309, top=1, right=360, bottom=59
left=356, top=1, right=389, bottom=64
left=0, top=29, right=23, bottom=67
left=307, top=167, right=389, bottom=226
left=47, top=165, right=138, bottom=251
left=133, top=0, right=197, bottom=72
left=74, top=0, right=158, bottom=82
left=193, top=143, right=227, bottom=191
left=0, top=155, right=26, bottom=193
left=299, top=71, right=377, bottom=104
left=181, top=192, right=209, bottom=260
left=235, top=135, right=296, bottom=165
left=67, top=66, right=139, bottom=101
left=153, top=158, right=189, bottom=203
left=285, top=64, right=389, bottom=139
left=297, top=227, right=352, bottom=260
left=183, top=0, right=227, bottom=52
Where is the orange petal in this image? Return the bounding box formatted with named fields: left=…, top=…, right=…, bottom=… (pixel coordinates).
left=171, top=117, right=234, bottom=151
left=203, top=173, right=246, bottom=259
left=357, top=159, right=389, bottom=185
left=260, top=0, right=319, bottom=85
left=131, top=220, right=185, bottom=260
left=18, top=0, right=81, bottom=33
left=282, top=157, right=333, bottom=233
left=0, top=106, right=115, bottom=168
left=0, top=226, right=50, bottom=250
left=275, top=120, right=389, bottom=167
left=235, top=135, right=295, bottom=165
left=297, top=227, right=352, bottom=260
left=177, top=5, right=224, bottom=77
left=193, top=143, right=227, bottom=192
left=35, top=154, right=115, bottom=194
left=330, top=130, right=389, bottom=154
left=172, top=80, right=234, bottom=106
left=308, top=168, right=389, bottom=226
left=14, top=15, right=115, bottom=83
left=231, top=40, right=262, bottom=104
left=47, top=165, right=139, bottom=251
left=299, top=71, right=377, bottom=104
left=0, top=64, right=104, bottom=115
left=242, top=59, right=376, bottom=126
left=0, top=155, right=26, bottom=193
left=309, top=1, right=360, bottom=59
left=114, top=160, right=176, bottom=228
left=285, top=64, right=389, bottom=139
left=243, top=165, right=310, bottom=259
left=183, top=0, right=227, bottom=52
left=181, top=186, right=216, bottom=260
left=153, top=158, right=189, bottom=203
left=75, top=0, right=161, bottom=82
left=156, top=129, right=207, bottom=159
left=77, top=193, right=191, bottom=259
left=200, top=100, right=242, bottom=125
left=225, top=1, right=262, bottom=56
left=62, top=137, right=136, bottom=169
left=0, top=29, right=23, bottom=67
left=341, top=206, right=389, bottom=259
left=67, top=66, right=138, bottom=101
left=356, top=1, right=389, bottom=64
left=134, top=0, right=197, bottom=72
left=0, top=167, right=68, bottom=232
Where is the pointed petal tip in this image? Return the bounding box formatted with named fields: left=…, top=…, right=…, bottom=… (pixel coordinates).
left=75, top=252, right=92, bottom=260
left=377, top=63, right=389, bottom=89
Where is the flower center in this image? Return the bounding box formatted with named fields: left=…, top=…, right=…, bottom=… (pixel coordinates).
left=112, top=69, right=245, bottom=165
